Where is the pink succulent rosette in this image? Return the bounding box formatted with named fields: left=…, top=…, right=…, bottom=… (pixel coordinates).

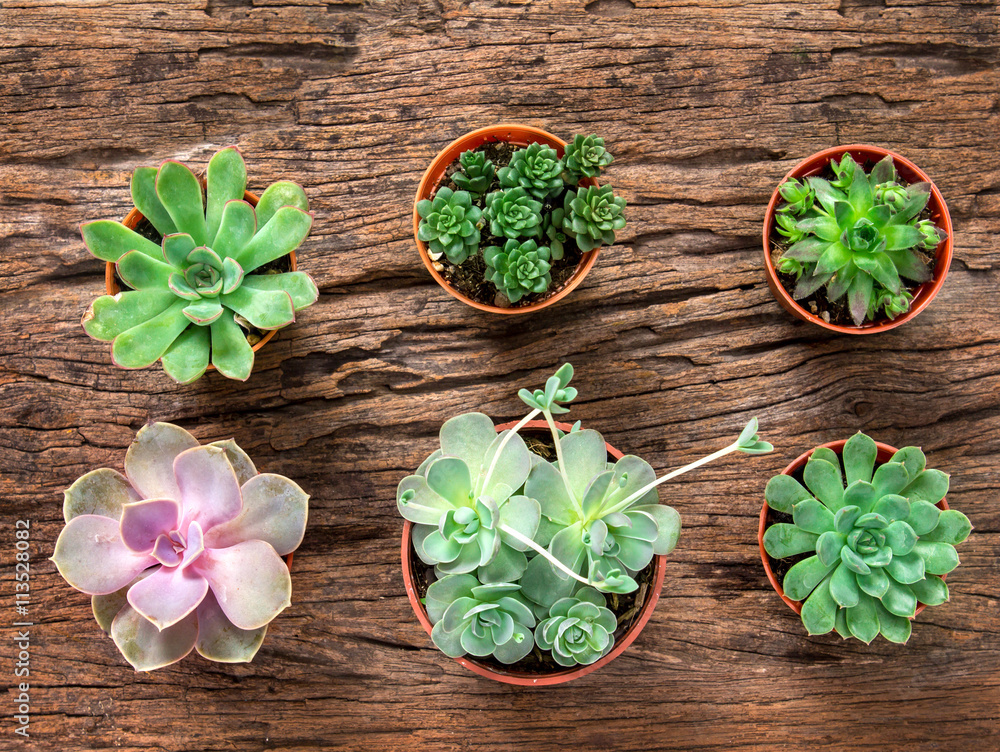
left=52, top=422, right=308, bottom=671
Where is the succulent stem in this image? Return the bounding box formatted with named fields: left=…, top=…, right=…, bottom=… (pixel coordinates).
left=497, top=522, right=597, bottom=588
left=480, top=408, right=540, bottom=493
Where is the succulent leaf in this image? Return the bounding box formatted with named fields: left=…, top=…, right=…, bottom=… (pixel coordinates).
left=210, top=311, right=254, bottom=381
left=160, top=325, right=210, bottom=384
left=131, top=167, right=179, bottom=236
left=111, top=300, right=190, bottom=368
left=255, top=181, right=309, bottom=229
left=206, top=146, right=248, bottom=245
left=213, top=200, right=258, bottom=260
left=156, top=160, right=209, bottom=245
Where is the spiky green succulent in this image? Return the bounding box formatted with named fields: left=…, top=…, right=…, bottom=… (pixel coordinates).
left=497, top=142, right=565, bottom=200
left=426, top=575, right=537, bottom=663
left=774, top=154, right=947, bottom=325
left=484, top=187, right=544, bottom=240
left=561, top=184, right=627, bottom=253
left=483, top=239, right=552, bottom=303
left=534, top=586, right=617, bottom=666
left=452, top=150, right=495, bottom=198
left=416, top=187, right=483, bottom=265
left=81, top=147, right=316, bottom=383
left=763, top=432, right=972, bottom=644
left=563, top=134, right=614, bottom=182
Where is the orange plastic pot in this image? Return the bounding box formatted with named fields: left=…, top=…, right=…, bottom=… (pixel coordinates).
left=106, top=189, right=296, bottom=364
left=759, top=438, right=948, bottom=617
left=413, top=124, right=600, bottom=314
left=763, top=145, right=952, bottom=334
left=401, top=420, right=668, bottom=686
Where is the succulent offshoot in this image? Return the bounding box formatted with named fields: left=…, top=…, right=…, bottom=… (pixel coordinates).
left=452, top=149, right=495, bottom=198
left=484, top=239, right=553, bottom=303
left=416, top=186, right=483, bottom=265
left=563, top=134, right=614, bottom=182
left=561, top=185, right=627, bottom=253
left=498, top=142, right=566, bottom=200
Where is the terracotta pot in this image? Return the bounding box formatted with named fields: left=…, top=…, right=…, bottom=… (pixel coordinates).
left=762, top=145, right=953, bottom=334
left=413, top=124, right=601, bottom=314
left=758, top=438, right=948, bottom=617
left=107, top=189, right=297, bottom=362
left=401, top=419, right=668, bottom=686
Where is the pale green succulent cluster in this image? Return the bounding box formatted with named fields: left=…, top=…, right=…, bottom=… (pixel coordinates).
left=417, top=133, right=627, bottom=306
left=81, top=147, right=317, bottom=383
left=399, top=364, right=771, bottom=665
left=763, top=432, right=971, bottom=644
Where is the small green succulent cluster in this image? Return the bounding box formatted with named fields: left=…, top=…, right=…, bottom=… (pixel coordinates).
left=399, top=364, right=771, bottom=666
left=773, top=153, right=946, bottom=326
left=81, top=147, right=317, bottom=383
left=417, top=133, right=627, bottom=306
left=763, top=432, right=971, bottom=644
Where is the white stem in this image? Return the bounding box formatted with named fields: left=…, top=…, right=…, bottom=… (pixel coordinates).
left=481, top=409, right=540, bottom=492
left=601, top=441, right=741, bottom=517
left=543, top=410, right=584, bottom=516
left=498, top=523, right=594, bottom=587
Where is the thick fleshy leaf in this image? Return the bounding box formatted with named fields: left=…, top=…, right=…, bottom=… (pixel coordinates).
left=891, top=446, right=926, bottom=478
left=803, top=458, right=845, bottom=511
left=498, top=494, right=541, bottom=552
left=222, top=257, right=244, bottom=294
left=156, top=160, right=208, bottom=245
left=161, top=325, right=210, bottom=384
left=909, top=574, right=949, bottom=606
left=195, top=590, right=268, bottom=663
left=873, top=600, right=911, bottom=644
left=438, top=412, right=497, bottom=481
left=634, top=503, right=680, bottom=555
left=111, top=602, right=198, bottom=671
left=194, top=540, right=292, bottom=630
left=550, top=522, right=586, bottom=575
left=52, top=514, right=154, bottom=595
left=117, top=249, right=175, bottom=290
left=434, top=542, right=482, bottom=575
left=884, top=519, right=917, bottom=555
left=209, top=439, right=258, bottom=486
left=834, top=606, right=851, bottom=639
left=841, top=546, right=871, bottom=576
left=526, top=460, right=577, bottom=525
left=111, top=300, right=190, bottom=369
left=872, top=462, right=910, bottom=498
left=397, top=475, right=453, bottom=524
left=604, top=455, right=659, bottom=509
left=255, top=181, right=309, bottom=229
left=764, top=474, right=812, bottom=513
left=206, top=147, right=247, bottom=244
left=763, top=523, right=818, bottom=558
left=93, top=578, right=134, bottom=633
left=792, top=498, right=836, bottom=534
left=210, top=311, right=254, bottom=381
left=920, top=509, right=972, bottom=544
left=478, top=545, right=527, bottom=584
left=120, top=498, right=180, bottom=553
left=241, top=272, right=318, bottom=311
left=856, top=568, right=890, bottom=598
left=581, top=471, right=614, bottom=519
left=426, top=456, right=473, bottom=505
left=907, top=499, right=942, bottom=536
left=430, top=620, right=467, bottom=657
left=848, top=272, right=874, bottom=326
left=83, top=290, right=177, bottom=342
left=913, top=540, right=960, bottom=575
left=174, top=445, right=243, bottom=531
left=213, top=200, right=257, bottom=260
left=81, top=219, right=161, bottom=262
left=842, top=481, right=877, bottom=515
left=783, top=555, right=835, bottom=601
left=204, top=473, right=308, bottom=555
left=480, top=430, right=531, bottom=502
left=846, top=593, right=880, bottom=644
left=131, top=166, right=178, bottom=236
left=872, top=494, right=910, bottom=523
left=830, top=562, right=860, bottom=608
left=220, top=287, right=295, bottom=330
left=233, top=206, right=312, bottom=273
left=163, top=233, right=197, bottom=268
left=816, top=530, right=847, bottom=566
left=801, top=573, right=838, bottom=635
left=183, top=300, right=224, bottom=326
left=834, top=505, right=862, bottom=534
left=881, top=576, right=917, bottom=617
left=885, top=551, right=925, bottom=584
left=124, top=422, right=199, bottom=500
left=558, top=430, right=608, bottom=501
left=903, top=469, right=950, bottom=504
left=843, top=433, right=877, bottom=484
left=519, top=552, right=578, bottom=608
left=127, top=564, right=209, bottom=630
left=64, top=468, right=139, bottom=523
left=424, top=574, right=478, bottom=623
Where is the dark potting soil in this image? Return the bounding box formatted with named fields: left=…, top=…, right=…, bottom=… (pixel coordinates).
left=434, top=140, right=586, bottom=309
left=408, top=429, right=659, bottom=677
left=770, top=156, right=939, bottom=328
left=115, top=216, right=292, bottom=348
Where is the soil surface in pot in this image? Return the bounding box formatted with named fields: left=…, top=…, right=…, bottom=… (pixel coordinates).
left=769, top=156, right=939, bottom=328
left=409, top=428, right=657, bottom=676
left=433, top=140, right=585, bottom=310
left=122, top=216, right=292, bottom=348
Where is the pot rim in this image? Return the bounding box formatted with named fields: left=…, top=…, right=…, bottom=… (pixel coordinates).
left=413, top=123, right=601, bottom=315
left=105, top=188, right=296, bottom=361
left=401, top=418, right=668, bottom=686
left=758, top=437, right=948, bottom=618
left=762, top=144, right=953, bottom=334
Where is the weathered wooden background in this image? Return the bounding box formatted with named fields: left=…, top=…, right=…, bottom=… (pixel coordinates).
left=1, top=0, right=998, bottom=749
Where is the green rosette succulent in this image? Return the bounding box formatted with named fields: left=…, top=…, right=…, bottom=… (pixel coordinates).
left=497, top=142, right=565, bottom=200
left=80, top=147, right=316, bottom=384
left=397, top=412, right=541, bottom=584
left=425, top=574, right=536, bottom=663
left=774, top=154, right=947, bottom=325
left=452, top=150, right=495, bottom=198
left=563, top=134, right=614, bottom=182
left=484, top=187, right=544, bottom=240
left=416, top=186, right=483, bottom=265
left=561, top=184, right=627, bottom=253
left=534, top=586, right=617, bottom=666
left=763, top=432, right=972, bottom=644
left=483, top=239, right=553, bottom=303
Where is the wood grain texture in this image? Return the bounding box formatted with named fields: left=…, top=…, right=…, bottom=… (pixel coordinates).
left=1, top=0, right=999, bottom=749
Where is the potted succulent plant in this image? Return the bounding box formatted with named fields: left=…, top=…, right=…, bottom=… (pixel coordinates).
left=81, top=146, right=319, bottom=383
left=398, top=364, right=772, bottom=684
left=759, top=432, right=971, bottom=643
left=413, top=125, right=627, bottom=314
left=52, top=422, right=309, bottom=671
left=763, top=145, right=953, bottom=333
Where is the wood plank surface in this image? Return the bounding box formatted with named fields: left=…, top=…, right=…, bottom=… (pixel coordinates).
left=1, top=0, right=999, bottom=749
